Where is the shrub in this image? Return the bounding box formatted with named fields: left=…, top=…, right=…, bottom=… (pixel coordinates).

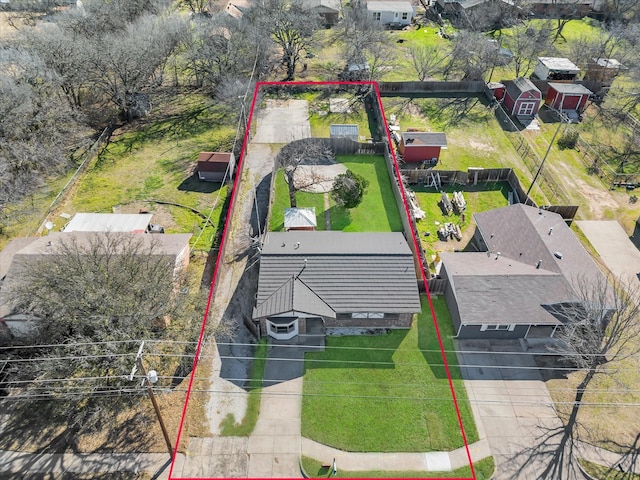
left=557, top=128, right=579, bottom=150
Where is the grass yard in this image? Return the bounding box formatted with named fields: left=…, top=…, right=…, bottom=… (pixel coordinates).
left=382, top=97, right=533, bottom=182
left=301, top=296, right=477, bottom=452
left=56, top=90, right=232, bottom=251
left=269, top=155, right=403, bottom=233
left=411, top=182, right=511, bottom=261
left=301, top=456, right=495, bottom=479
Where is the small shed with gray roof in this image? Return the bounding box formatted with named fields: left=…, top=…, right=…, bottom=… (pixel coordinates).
left=439, top=204, right=608, bottom=340
left=329, top=124, right=359, bottom=142
left=253, top=231, right=421, bottom=340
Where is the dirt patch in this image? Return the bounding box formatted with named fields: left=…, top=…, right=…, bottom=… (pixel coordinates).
left=468, top=140, right=496, bottom=152
left=113, top=202, right=178, bottom=231
left=291, top=164, right=348, bottom=193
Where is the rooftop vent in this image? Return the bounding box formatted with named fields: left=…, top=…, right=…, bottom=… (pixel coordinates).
left=548, top=227, right=553, bottom=235
left=554, top=251, right=563, bottom=259
left=536, top=260, right=542, bottom=269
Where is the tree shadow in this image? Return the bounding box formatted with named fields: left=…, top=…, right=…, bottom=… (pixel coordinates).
left=250, top=173, right=272, bottom=238
left=327, top=205, right=351, bottom=230
left=629, top=221, right=640, bottom=251
left=177, top=173, right=222, bottom=193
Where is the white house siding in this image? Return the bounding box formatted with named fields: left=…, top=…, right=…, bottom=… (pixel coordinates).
left=367, top=1, right=413, bottom=26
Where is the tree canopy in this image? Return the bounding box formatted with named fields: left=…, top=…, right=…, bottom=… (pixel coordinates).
left=330, top=169, right=369, bottom=209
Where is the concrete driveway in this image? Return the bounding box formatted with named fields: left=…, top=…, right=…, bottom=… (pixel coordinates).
left=176, top=98, right=312, bottom=478
left=251, top=99, right=311, bottom=144
left=576, top=220, right=640, bottom=286
left=456, top=339, right=563, bottom=480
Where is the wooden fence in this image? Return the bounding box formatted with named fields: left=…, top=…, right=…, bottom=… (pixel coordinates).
left=494, top=102, right=571, bottom=204
left=378, top=81, right=486, bottom=95
left=426, top=278, right=447, bottom=295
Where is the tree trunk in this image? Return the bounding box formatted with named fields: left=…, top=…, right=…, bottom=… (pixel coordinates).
left=287, top=173, right=297, bottom=207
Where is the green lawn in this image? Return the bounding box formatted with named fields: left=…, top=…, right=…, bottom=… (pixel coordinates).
left=220, top=340, right=268, bottom=436
left=301, top=296, right=477, bottom=452
left=269, top=155, right=403, bottom=233
left=301, top=455, right=495, bottom=479
left=411, top=182, right=511, bottom=259
left=61, top=93, right=232, bottom=251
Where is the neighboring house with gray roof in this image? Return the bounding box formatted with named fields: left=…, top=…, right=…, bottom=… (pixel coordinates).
left=301, top=0, right=341, bottom=24
left=439, top=203, right=608, bottom=339
left=253, top=231, right=421, bottom=340
left=0, top=232, right=192, bottom=339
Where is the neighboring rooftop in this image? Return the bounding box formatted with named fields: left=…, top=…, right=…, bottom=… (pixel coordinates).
left=197, top=152, right=233, bottom=173
left=473, top=204, right=603, bottom=290
left=547, top=82, right=593, bottom=95
left=537, top=57, right=581, bottom=73
left=401, top=132, right=448, bottom=148
left=366, top=0, right=414, bottom=11
left=329, top=124, right=359, bottom=138
left=506, top=77, right=540, bottom=97
left=63, top=213, right=153, bottom=233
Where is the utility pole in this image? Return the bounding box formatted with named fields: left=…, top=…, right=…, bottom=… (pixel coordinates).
left=129, top=342, right=174, bottom=456
left=526, top=111, right=566, bottom=198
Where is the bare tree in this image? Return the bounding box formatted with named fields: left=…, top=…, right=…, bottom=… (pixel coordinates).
left=251, top=0, right=320, bottom=81
left=0, top=48, right=84, bottom=210
left=409, top=44, right=444, bottom=81
left=443, top=30, right=499, bottom=81
left=180, top=0, right=215, bottom=16
left=515, top=274, right=640, bottom=479
left=505, top=22, right=553, bottom=78
left=276, top=139, right=335, bottom=207
left=87, top=13, right=188, bottom=120
left=337, top=0, right=393, bottom=80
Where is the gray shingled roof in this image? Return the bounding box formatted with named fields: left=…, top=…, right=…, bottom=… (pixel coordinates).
left=440, top=252, right=572, bottom=326
left=441, top=204, right=607, bottom=326
left=255, top=232, right=421, bottom=317
left=505, top=77, right=540, bottom=100
left=473, top=204, right=603, bottom=287
left=401, top=132, right=447, bottom=148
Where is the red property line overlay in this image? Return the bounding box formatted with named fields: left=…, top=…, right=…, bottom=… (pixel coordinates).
left=169, top=80, right=476, bottom=480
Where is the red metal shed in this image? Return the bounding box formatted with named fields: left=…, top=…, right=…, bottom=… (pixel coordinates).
left=503, top=78, right=542, bottom=118
left=398, top=132, right=448, bottom=163
left=545, top=83, right=592, bottom=114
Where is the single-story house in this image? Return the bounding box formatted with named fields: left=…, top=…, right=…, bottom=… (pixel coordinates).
left=252, top=231, right=422, bottom=340
left=366, top=0, right=414, bottom=27
left=398, top=132, right=448, bottom=164
left=63, top=213, right=153, bottom=233
left=545, top=82, right=592, bottom=115
left=533, top=57, right=581, bottom=81
left=330, top=124, right=359, bottom=142
left=197, top=151, right=235, bottom=182
left=301, top=0, right=341, bottom=25
left=0, top=232, right=192, bottom=339
left=503, top=77, right=542, bottom=118
left=439, top=204, right=607, bottom=340
left=584, top=58, right=624, bottom=84
left=284, top=208, right=317, bottom=231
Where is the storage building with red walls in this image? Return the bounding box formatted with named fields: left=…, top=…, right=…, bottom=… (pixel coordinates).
left=398, top=132, right=447, bottom=163
left=503, top=78, right=542, bottom=118
left=545, top=83, right=592, bottom=114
